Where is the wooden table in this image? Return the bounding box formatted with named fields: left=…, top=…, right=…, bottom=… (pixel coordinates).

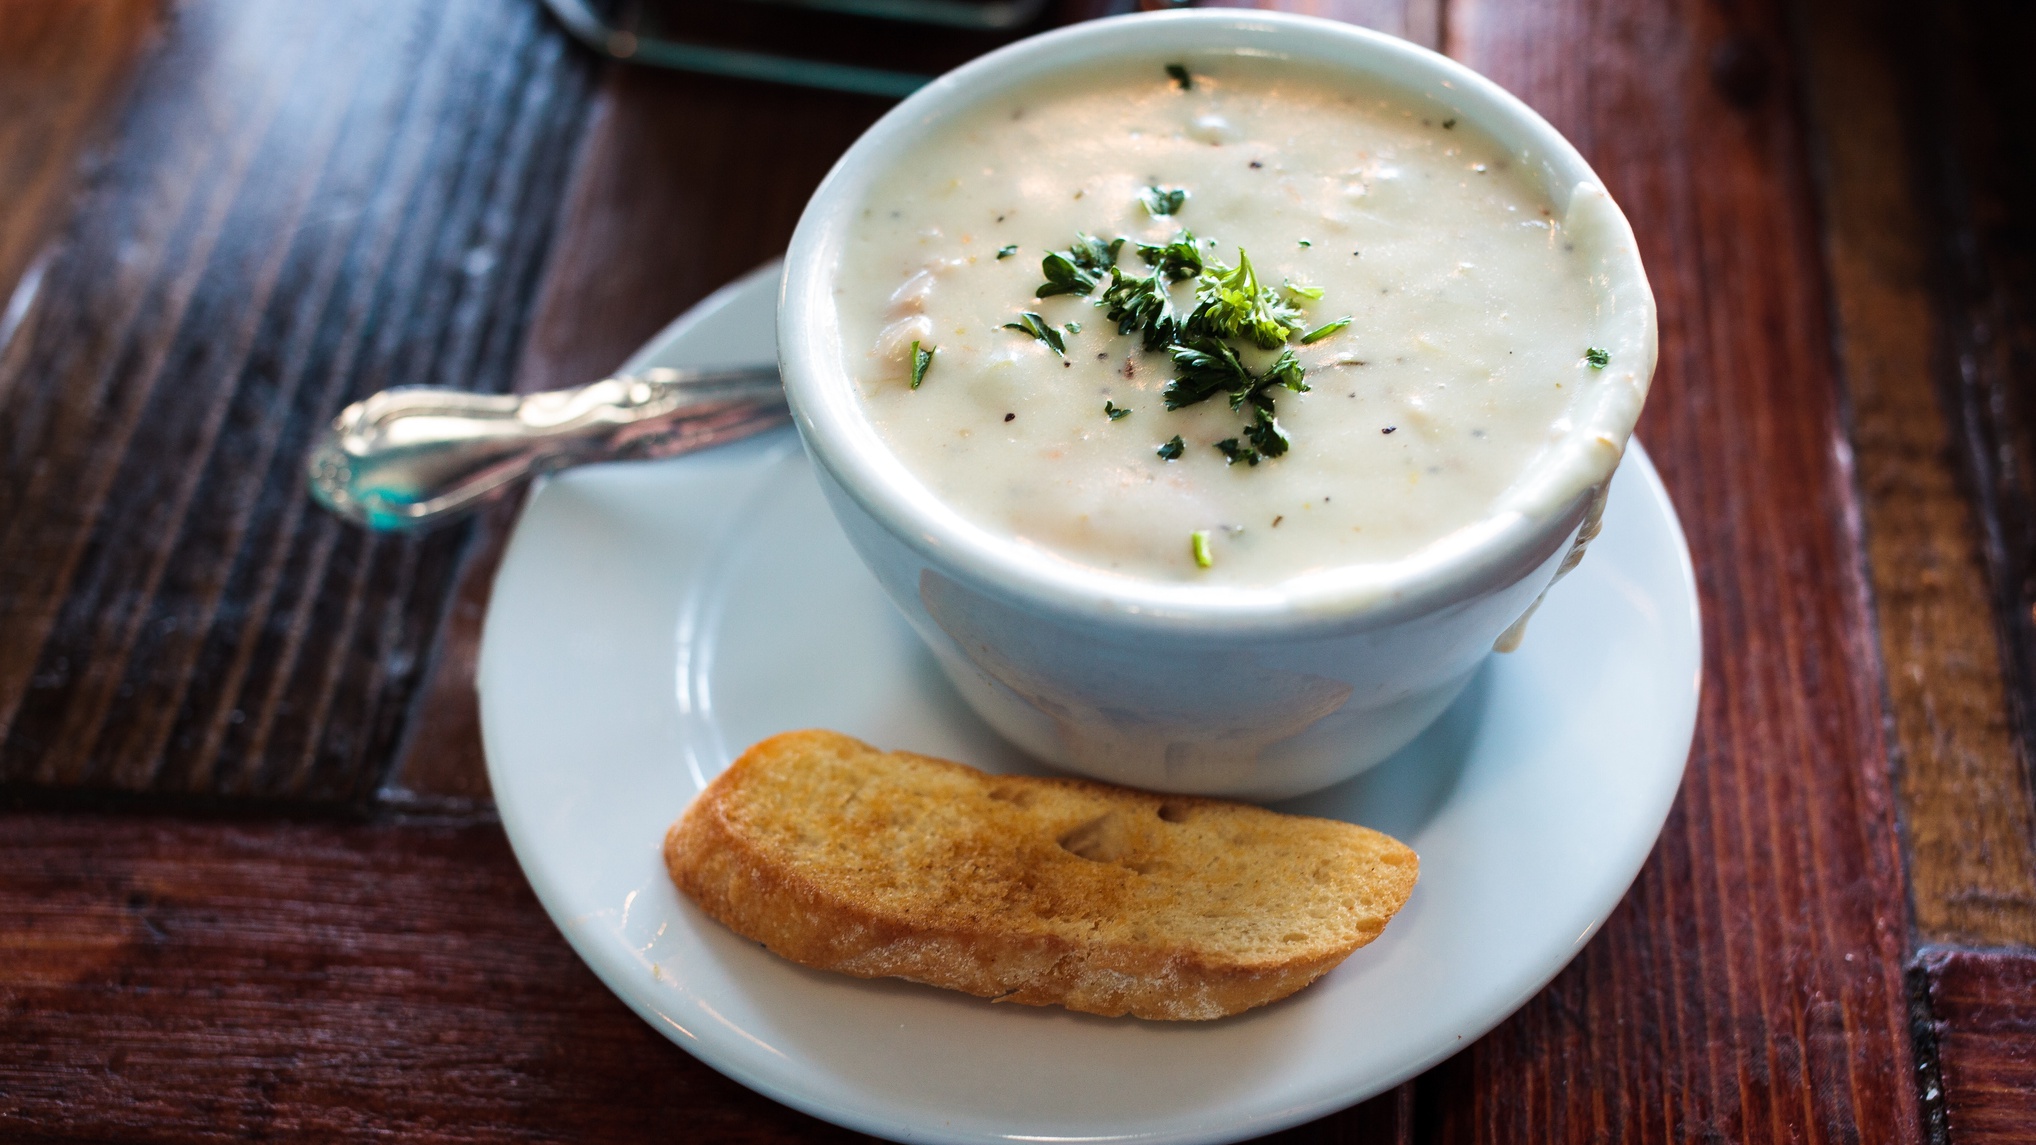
left=4, top=1, right=2033, bottom=1140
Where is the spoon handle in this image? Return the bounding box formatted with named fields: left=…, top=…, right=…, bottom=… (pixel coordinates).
left=306, top=366, right=788, bottom=531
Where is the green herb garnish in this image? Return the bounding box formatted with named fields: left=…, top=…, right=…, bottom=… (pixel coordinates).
left=1157, top=435, right=1185, bottom=461
left=1140, top=186, right=1189, bottom=217
left=1215, top=406, right=1294, bottom=465
left=1102, top=268, right=1180, bottom=350
left=1166, top=63, right=1193, bottom=91
left=1104, top=400, right=1130, bottom=421
left=1282, top=279, right=1324, bottom=301
left=1183, top=249, right=1306, bottom=349
left=1297, top=239, right=1312, bottom=247
left=1035, top=232, right=1124, bottom=298
left=1003, top=311, right=1066, bottom=356
left=1214, top=438, right=1256, bottom=466
left=1164, top=340, right=1309, bottom=414
left=1243, top=404, right=1290, bottom=460
left=1166, top=341, right=1307, bottom=464
left=1099, top=228, right=1208, bottom=347
left=1584, top=346, right=1610, bottom=368
left=996, top=244, right=1018, bottom=259
left=909, top=341, right=934, bottom=389
left=1190, top=530, right=1213, bottom=567
left=1164, top=337, right=1252, bottom=411
left=1137, top=230, right=1204, bottom=279
left=1300, top=316, right=1352, bottom=344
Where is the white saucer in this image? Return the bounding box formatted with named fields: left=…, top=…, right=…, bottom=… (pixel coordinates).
left=478, top=264, right=1702, bottom=1145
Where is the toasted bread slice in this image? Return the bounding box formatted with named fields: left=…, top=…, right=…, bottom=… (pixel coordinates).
left=664, top=730, right=1418, bottom=1020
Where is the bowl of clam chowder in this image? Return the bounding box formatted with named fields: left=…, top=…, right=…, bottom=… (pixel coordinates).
left=778, top=9, right=1657, bottom=799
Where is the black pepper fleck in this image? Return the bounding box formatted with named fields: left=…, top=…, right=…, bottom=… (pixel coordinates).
left=1272, top=515, right=1284, bottom=527
left=1382, top=426, right=1396, bottom=434
left=1004, top=413, right=1016, bottom=422
left=1249, top=160, right=1263, bottom=169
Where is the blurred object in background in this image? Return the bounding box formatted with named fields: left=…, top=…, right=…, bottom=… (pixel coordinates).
left=541, top=0, right=1192, bottom=96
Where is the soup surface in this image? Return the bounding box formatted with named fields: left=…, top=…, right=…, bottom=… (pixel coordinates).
left=834, top=55, right=1641, bottom=585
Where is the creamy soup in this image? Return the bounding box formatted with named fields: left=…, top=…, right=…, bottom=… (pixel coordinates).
left=833, top=55, right=1646, bottom=585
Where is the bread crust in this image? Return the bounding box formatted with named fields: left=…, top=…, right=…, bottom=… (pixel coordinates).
left=665, top=730, right=1418, bottom=1020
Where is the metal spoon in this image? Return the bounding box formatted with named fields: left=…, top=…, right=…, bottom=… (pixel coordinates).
left=306, top=366, right=787, bottom=531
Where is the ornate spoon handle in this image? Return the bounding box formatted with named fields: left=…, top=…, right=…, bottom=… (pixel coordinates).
left=306, top=366, right=787, bottom=531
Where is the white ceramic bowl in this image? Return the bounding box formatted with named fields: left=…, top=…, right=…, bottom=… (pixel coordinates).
left=779, top=9, right=1658, bottom=799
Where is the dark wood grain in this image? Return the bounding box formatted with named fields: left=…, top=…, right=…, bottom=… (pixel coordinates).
left=0, top=0, right=160, bottom=333
left=1409, top=0, right=1921, bottom=1139
left=1790, top=0, right=2036, bottom=948
left=1906, top=1, right=2036, bottom=865
left=0, top=809, right=879, bottom=1144
left=0, top=807, right=1412, bottom=1144
left=1915, top=948, right=2036, bottom=1145
left=0, top=0, right=595, bottom=807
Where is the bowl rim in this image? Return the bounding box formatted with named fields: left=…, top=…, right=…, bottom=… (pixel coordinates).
left=778, top=8, right=1655, bottom=634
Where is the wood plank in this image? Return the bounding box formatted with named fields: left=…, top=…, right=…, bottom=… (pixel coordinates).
left=0, top=0, right=160, bottom=341
left=1909, top=0, right=2036, bottom=888
left=0, top=0, right=596, bottom=806
left=0, top=810, right=874, bottom=1143
left=1915, top=948, right=2036, bottom=1145
left=0, top=807, right=1409, bottom=1143
left=1791, top=0, right=2036, bottom=947
left=1414, top=0, right=1921, bottom=1139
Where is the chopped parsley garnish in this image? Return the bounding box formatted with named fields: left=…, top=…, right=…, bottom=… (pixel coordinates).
left=1003, top=311, right=1066, bottom=356
left=1164, top=340, right=1309, bottom=413
left=1297, top=239, right=1312, bottom=247
left=1140, top=185, right=1189, bottom=217
left=1099, top=229, right=1210, bottom=350
left=1102, top=268, right=1180, bottom=350
left=1137, top=230, right=1205, bottom=279
left=1184, top=250, right=1306, bottom=349
left=1035, top=232, right=1124, bottom=298
left=1165, top=340, right=1307, bottom=465
left=1243, top=403, right=1291, bottom=460
left=909, top=341, right=934, bottom=389
left=996, top=244, right=1018, bottom=259
left=994, top=226, right=1331, bottom=475
left=1584, top=346, right=1610, bottom=368
left=1162, top=337, right=1251, bottom=410
left=1166, top=63, right=1193, bottom=91
left=1300, top=316, right=1352, bottom=344
left=1190, top=530, right=1213, bottom=568
left=1214, top=407, right=1291, bottom=466
left=1214, top=438, right=1256, bottom=466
